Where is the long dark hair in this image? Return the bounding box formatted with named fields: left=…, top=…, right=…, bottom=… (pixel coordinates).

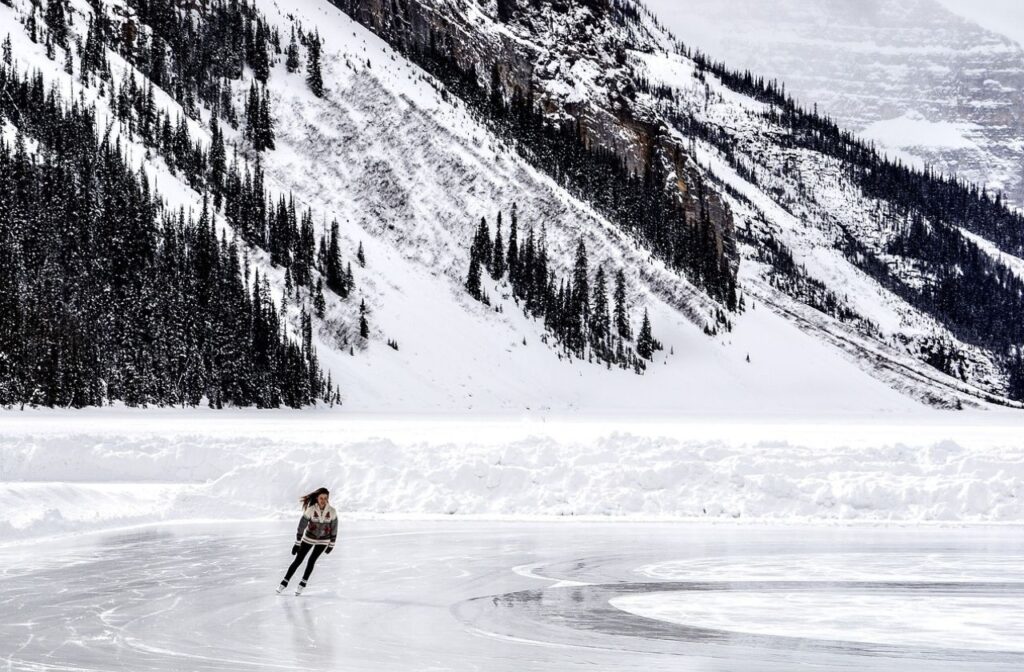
left=300, top=487, right=330, bottom=509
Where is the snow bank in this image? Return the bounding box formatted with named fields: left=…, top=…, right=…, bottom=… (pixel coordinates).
left=2, top=416, right=1023, bottom=540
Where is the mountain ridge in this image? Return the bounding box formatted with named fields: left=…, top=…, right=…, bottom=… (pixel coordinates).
left=0, top=0, right=1021, bottom=411
left=327, top=0, right=1024, bottom=406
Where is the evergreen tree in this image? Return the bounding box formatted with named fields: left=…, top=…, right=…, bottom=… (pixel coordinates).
left=148, top=34, right=165, bottom=86
left=491, top=212, right=505, bottom=280
left=637, top=309, right=654, bottom=360
left=497, top=0, right=515, bottom=23
left=356, top=240, right=365, bottom=267
left=465, top=249, right=483, bottom=301
left=359, top=298, right=369, bottom=338
left=506, top=205, right=519, bottom=286
left=314, top=278, right=326, bottom=318
left=570, top=239, right=590, bottom=351
left=221, top=80, right=238, bottom=128
left=532, top=227, right=549, bottom=315
left=245, top=81, right=260, bottom=147
left=306, top=30, right=324, bottom=97
left=1009, top=351, right=1024, bottom=402
left=252, top=20, right=270, bottom=82
left=286, top=27, right=300, bottom=73
left=258, top=86, right=275, bottom=150
left=44, top=0, right=68, bottom=47
left=521, top=227, right=535, bottom=307
left=591, top=265, right=610, bottom=352
left=209, top=116, right=226, bottom=207
left=472, top=217, right=492, bottom=271
left=245, top=83, right=275, bottom=152
left=26, top=5, right=37, bottom=43
left=294, top=208, right=314, bottom=286
left=613, top=269, right=630, bottom=339
left=0, top=65, right=331, bottom=408
left=324, top=220, right=348, bottom=297
left=80, top=14, right=109, bottom=81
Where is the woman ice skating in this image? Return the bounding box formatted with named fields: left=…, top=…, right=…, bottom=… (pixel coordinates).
left=277, top=487, right=338, bottom=596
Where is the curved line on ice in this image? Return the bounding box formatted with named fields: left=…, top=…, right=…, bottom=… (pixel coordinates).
left=511, top=562, right=593, bottom=587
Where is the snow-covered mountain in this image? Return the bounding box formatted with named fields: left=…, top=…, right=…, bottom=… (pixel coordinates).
left=646, top=0, right=1024, bottom=208
left=1, top=0, right=1022, bottom=412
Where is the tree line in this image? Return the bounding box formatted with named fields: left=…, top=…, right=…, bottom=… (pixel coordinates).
left=14, top=0, right=341, bottom=295
left=0, top=0, right=349, bottom=408
left=0, top=67, right=338, bottom=407
left=465, top=207, right=661, bottom=373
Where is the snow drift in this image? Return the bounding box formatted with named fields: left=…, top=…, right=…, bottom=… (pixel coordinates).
left=3, top=414, right=1023, bottom=541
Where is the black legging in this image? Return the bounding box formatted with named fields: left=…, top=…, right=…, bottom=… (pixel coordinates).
left=284, top=542, right=327, bottom=583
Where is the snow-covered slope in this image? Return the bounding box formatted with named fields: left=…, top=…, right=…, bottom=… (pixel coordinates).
left=634, top=48, right=1021, bottom=400
left=237, top=0, right=953, bottom=413
left=329, top=0, right=1024, bottom=406
left=1, top=0, right=1020, bottom=412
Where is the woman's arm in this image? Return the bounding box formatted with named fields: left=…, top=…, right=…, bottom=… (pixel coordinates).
left=328, top=516, right=338, bottom=548
left=295, top=510, right=310, bottom=543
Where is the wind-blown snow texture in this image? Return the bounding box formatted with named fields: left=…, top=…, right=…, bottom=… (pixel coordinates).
left=3, top=414, right=1024, bottom=540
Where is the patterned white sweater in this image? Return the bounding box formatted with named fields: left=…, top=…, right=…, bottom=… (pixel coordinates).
left=296, top=504, right=339, bottom=547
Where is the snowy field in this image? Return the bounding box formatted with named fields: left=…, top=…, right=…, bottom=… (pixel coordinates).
left=1, top=520, right=1022, bottom=671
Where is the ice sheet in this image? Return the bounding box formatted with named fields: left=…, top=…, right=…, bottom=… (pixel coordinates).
left=1, top=521, right=1022, bottom=671
left=613, top=590, right=1024, bottom=652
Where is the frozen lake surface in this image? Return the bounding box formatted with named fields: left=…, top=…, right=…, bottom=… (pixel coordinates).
left=2, top=521, right=1023, bottom=671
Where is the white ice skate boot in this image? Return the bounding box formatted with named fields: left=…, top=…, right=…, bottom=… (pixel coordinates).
left=276, top=581, right=287, bottom=594
left=295, top=580, right=307, bottom=596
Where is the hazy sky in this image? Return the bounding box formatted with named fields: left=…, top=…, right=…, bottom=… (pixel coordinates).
left=935, top=0, right=1024, bottom=47
left=644, top=0, right=1024, bottom=48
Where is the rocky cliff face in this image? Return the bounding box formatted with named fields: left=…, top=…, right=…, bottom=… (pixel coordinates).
left=650, top=0, right=1024, bottom=208
left=332, top=0, right=738, bottom=275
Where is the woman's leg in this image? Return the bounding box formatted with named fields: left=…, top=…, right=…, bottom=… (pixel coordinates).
left=283, top=542, right=312, bottom=583
left=300, top=544, right=328, bottom=582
